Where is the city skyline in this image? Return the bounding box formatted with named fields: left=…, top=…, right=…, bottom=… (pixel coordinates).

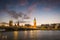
left=0, top=0, right=60, bottom=25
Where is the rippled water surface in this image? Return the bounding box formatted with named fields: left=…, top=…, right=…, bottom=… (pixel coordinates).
left=0, top=30, right=60, bottom=40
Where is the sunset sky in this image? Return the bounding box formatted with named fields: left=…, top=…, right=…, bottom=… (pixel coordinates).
left=0, top=0, right=60, bottom=25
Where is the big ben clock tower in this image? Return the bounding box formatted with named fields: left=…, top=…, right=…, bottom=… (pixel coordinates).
left=34, top=18, right=36, bottom=28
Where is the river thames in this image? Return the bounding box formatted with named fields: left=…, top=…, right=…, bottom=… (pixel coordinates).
left=0, top=30, right=60, bottom=40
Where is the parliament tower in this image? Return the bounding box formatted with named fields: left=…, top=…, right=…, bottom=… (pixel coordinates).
left=34, top=18, right=36, bottom=28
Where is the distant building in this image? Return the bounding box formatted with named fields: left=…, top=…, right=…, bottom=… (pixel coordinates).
left=25, top=24, right=31, bottom=28
left=17, top=21, right=20, bottom=27
left=25, top=24, right=31, bottom=27
left=9, top=20, right=13, bottom=26
left=58, top=24, right=60, bottom=29
left=41, top=24, right=50, bottom=28
left=50, top=23, right=60, bottom=29
left=34, top=18, right=36, bottom=28
left=14, top=23, right=17, bottom=26
left=50, top=24, right=56, bottom=28
left=55, top=23, right=60, bottom=29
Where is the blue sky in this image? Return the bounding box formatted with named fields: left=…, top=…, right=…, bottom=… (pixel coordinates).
left=0, top=0, right=60, bottom=25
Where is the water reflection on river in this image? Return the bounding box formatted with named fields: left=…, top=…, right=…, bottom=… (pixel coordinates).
left=0, top=30, right=60, bottom=40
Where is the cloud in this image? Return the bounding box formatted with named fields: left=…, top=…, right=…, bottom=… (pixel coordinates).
left=7, top=11, right=19, bottom=19
left=0, top=0, right=60, bottom=19
left=18, top=0, right=28, bottom=6
left=7, top=10, right=30, bottom=19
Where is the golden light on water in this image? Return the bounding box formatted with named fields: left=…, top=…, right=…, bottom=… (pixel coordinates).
left=14, top=31, right=18, bottom=40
